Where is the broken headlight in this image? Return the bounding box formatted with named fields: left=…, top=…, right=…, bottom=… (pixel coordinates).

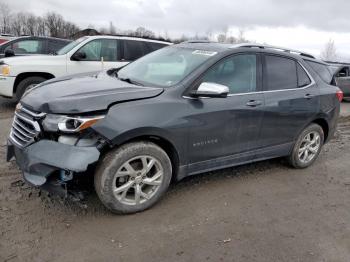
left=42, top=114, right=105, bottom=133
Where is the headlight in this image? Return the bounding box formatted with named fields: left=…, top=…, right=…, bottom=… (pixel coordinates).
left=0, top=64, right=10, bottom=76
left=42, top=114, right=105, bottom=133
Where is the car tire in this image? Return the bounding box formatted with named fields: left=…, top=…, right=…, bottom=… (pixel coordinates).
left=15, top=76, right=47, bottom=101
left=94, top=141, right=172, bottom=214
left=287, top=123, right=324, bottom=169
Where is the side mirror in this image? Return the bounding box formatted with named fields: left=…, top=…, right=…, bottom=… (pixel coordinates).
left=191, top=82, right=229, bottom=98
left=71, top=51, right=86, bottom=61
left=4, top=49, right=15, bottom=57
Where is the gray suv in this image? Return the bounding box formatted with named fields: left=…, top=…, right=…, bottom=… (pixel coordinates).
left=7, top=42, right=342, bottom=214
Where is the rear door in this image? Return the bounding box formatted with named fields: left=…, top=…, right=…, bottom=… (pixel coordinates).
left=120, top=39, right=148, bottom=63
left=186, top=53, right=265, bottom=171
left=47, top=39, right=69, bottom=54
left=258, top=54, right=320, bottom=158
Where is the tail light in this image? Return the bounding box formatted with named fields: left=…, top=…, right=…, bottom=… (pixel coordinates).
left=336, top=90, right=343, bottom=102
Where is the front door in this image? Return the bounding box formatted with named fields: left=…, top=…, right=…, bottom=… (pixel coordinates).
left=186, top=53, right=265, bottom=173
left=67, top=39, right=125, bottom=75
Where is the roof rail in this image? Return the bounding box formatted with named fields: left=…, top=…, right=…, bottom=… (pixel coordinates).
left=231, top=43, right=316, bottom=59
left=181, top=40, right=212, bottom=44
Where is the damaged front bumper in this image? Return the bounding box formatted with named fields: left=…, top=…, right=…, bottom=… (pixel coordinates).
left=7, top=139, right=100, bottom=187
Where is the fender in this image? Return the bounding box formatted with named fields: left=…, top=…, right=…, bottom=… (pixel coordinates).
left=92, top=97, right=191, bottom=166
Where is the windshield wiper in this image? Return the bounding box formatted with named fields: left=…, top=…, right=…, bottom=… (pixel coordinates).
left=118, top=76, right=143, bottom=86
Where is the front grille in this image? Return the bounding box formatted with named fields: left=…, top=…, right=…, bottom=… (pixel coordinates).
left=9, top=106, right=46, bottom=148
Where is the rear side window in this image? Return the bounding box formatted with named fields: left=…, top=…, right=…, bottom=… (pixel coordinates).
left=48, top=40, right=69, bottom=54
left=305, top=61, right=332, bottom=84
left=144, top=42, right=168, bottom=53
left=265, top=55, right=297, bottom=90
left=297, top=64, right=311, bottom=87
left=123, top=40, right=146, bottom=61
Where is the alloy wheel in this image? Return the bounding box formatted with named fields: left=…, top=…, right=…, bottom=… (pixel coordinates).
left=112, top=155, right=164, bottom=205
left=298, top=131, right=321, bottom=164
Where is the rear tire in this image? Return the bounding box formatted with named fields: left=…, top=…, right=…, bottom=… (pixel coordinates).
left=15, top=76, right=47, bottom=101
left=287, top=123, right=324, bottom=169
left=94, top=141, right=172, bottom=214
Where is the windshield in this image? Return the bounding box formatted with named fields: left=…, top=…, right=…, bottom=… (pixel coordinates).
left=56, top=36, right=88, bottom=55
left=117, top=47, right=217, bottom=87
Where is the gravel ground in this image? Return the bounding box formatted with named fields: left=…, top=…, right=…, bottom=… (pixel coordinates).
left=1, top=97, right=350, bottom=262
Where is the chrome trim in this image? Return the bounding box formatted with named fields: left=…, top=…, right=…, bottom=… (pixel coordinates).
left=13, top=118, right=36, bottom=135
left=20, top=106, right=46, bottom=118
left=15, top=111, right=41, bottom=132
left=10, top=107, right=43, bottom=148
left=10, top=131, right=26, bottom=148
left=195, top=82, right=229, bottom=97
left=183, top=61, right=315, bottom=99
left=57, top=115, right=105, bottom=133
left=12, top=126, right=32, bottom=139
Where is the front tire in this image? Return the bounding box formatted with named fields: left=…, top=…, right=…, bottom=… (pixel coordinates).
left=287, top=123, right=324, bottom=168
left=94, top=141, right=172, bottom=214
left=15, top=76, right=47, bottom=101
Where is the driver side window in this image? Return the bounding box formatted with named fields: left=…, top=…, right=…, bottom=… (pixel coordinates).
left=201, top=54, right=257, bottom=94
left=76, top=39, right=118, bottom=61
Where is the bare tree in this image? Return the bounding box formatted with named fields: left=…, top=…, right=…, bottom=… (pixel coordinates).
left=237, top=29, right=247, bottom=43
left=36, top=17, right=47, bottom=36
left=217, top=34, right=226, bottom=43
left=109, top=21, right=116, bottom=34
left=11, top=12, right=28, bottom=36
left=25, top=13, right=38, bottom=36
left=44, top=12, right=65, bottom=37
left=0, top=3, right=12, bottom=34
left=321, top=39, right=337, bottom=61
left=63, top=22, right=79, bottom=38
left=133, top=27, right=156, bottom=38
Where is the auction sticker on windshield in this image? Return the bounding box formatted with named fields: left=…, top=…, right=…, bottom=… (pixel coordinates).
left=192, top=50, right=217, bottom=56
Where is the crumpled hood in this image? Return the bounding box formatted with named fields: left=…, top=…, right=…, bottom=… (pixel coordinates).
left=20, top=71, right=164, bottom=114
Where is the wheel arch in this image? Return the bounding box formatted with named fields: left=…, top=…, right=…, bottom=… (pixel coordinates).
left=14, top=72, right=55, bottom=94
left=311, top=118, right=329, bottom=142
left=103, top=128, right=183, bottom=181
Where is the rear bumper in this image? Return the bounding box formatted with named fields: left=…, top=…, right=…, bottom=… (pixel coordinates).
left=7, top=139, right=100, bottom=186
left=0, top=76, right=15, bottom=97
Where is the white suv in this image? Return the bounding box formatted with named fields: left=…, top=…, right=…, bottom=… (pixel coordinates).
left=0, top=35, right=171, bottom=100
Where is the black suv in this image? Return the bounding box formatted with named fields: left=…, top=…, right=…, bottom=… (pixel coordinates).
left=7, top=42, right=342, bottom=214
left=0, top=36, right=71, bottom=58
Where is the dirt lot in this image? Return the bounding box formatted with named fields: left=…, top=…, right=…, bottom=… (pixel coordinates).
left=1, top=97, right=350, bottom=262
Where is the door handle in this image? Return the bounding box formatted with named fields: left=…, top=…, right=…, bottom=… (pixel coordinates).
left=246, top=100, right=262, bottom=107
left=304, top=93, right=314, bottom=99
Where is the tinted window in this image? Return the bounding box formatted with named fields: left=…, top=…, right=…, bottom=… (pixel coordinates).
left=77, top=39, right=118, bottom=61
left=48, top=40, right=69, bottom=54
left=336, top=66, right=349, bottom=77
left=144, top=42, right=167, bottom=53
left=265, top=55, right=297, bottom=90
left=297, top=63, right=311, bottom=87
left=306, top=61, right=332, bottom=84
left=201, top=54, right=257, bottom=94
left=7, top=40, right=45, bottom=54
left=123, top=40, right=146, bottom=61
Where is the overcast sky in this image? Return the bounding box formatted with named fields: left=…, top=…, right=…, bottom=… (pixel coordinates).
left=7, top=0, right=350, bottom=58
